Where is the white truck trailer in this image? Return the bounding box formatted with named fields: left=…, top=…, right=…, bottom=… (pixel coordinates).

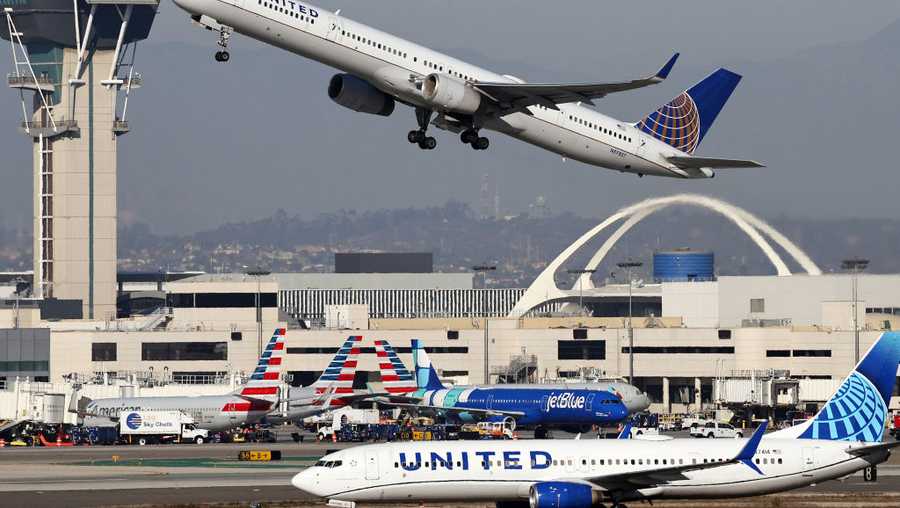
left=119, top=411, right=209, bottom=445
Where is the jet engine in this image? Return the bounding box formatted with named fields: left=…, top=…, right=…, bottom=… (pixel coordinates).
left=328, top=74, right=395, bottom=116
left=485, top=415, right=517, bottom=431
left=421, top=73, right=482, bottom=114
left=529, top=482, right=601, bottom=508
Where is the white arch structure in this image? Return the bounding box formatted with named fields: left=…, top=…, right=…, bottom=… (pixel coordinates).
left=510, top=194, right=822, bottom=317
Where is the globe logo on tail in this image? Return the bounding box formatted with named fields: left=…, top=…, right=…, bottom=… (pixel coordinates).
left=637, top=92, right=701, bottom=154
left=799, top=371, right=887, bottom=442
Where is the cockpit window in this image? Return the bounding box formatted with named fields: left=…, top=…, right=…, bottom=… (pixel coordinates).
left=330, top=460, right=342, bottom=468
left=314, top=460, right=327, bottom=467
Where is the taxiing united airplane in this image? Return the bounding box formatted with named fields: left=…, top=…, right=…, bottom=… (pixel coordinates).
left=172, top=0, right=763, bottom=178
left=80, top=330, right=364, bottom=431
left=294, top=331, right=900, bottom=508
left=373, top=339, right=649, bottom=432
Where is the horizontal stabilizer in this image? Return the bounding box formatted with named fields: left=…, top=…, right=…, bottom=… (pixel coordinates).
left=667, top=155, right=765, bottom=169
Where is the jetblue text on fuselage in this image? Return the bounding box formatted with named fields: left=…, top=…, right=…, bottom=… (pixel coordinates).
left=545, top=392, right=586, bottom=411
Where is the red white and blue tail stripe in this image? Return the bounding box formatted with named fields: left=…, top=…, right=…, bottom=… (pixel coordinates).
left=374, top=339, right=417, bottom=395
left=239, top=328, right=286, bottom=397
left=312, top=335, right=362, bottom=397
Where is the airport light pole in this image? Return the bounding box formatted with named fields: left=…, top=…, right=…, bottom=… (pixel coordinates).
left=617, top=260, right=643, bottom=384
left=245, top=267, right=271, bottom=356
left=473, top=264, right=497, bottom=384
left=841, top=258, right=869, bottom=365
left=566, top=269, right=597, bottom=317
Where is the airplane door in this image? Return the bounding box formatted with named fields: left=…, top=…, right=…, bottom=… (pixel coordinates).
left=365, top=450, right=380, bottom=480
left=327, top=15, right=343, bottom=42
left=486, top=394, right=494, bottom=410
left=801, top=447, right=817, bottom=471
left=586, top=394, right=595, bottom=412
left=540, top=395, right=549, bottom=414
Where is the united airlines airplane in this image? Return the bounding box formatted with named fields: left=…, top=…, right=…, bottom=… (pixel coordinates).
left=294, top=331, right=900, bottom=508
left=172, top=0, right=763, bottom=179
left=372, top=339, right=649, bottom=432
left=80, top=330, right=365, bottom=431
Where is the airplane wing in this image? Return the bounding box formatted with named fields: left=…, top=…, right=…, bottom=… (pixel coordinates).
left=666, top=155, right=765, bottom=169
left=473, top=53, right=678, bottom=111
left=584, top=422, right=768, bottom=491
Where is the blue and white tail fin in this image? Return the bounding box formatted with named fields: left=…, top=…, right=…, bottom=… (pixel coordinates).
left=769, top=331, right=900, bottom=442
left=374, top=339, right=417, bottom=395
left=636, top=68, right=742, bottom=154
left=412, top=339, right=446, bottom=391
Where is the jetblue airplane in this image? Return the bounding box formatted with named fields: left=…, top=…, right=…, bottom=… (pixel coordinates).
left=372, top=339, right=649, bottom=432
left=80, top=330, right=365, bottom=431
left=294, top=331, right=900, bottom=508
left=171, top=0, right=763, bottom=178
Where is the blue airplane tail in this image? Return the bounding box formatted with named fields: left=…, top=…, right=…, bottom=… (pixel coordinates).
left=776, top=332, right=900, bottom=442
left=636, top=68, right=742, bottom=154
left=412, top=339, right=445, bottom=391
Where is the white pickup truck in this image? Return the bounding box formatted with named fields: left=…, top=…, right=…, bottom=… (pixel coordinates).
left=690, top=421, right=743, bottom=439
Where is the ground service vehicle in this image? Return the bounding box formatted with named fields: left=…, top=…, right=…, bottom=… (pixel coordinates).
left=119, top=410, right=209, bottom=445
left=691, top=421, right=743, bottom=439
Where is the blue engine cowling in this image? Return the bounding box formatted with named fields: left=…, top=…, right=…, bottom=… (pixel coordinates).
left=529, top=482, right=598, bottom=508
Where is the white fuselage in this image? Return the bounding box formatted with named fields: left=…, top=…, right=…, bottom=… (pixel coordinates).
left=172, top=0, right=692, bottom=178
left=293, top=437, right=888, bottom=503
left=86, top=395, right=273, bottom=431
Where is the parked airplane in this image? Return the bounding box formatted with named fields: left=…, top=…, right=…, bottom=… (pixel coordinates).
left=78, top=330, right=366, bottom=431
left=293, top=331, right=900, bottom=508
left=372, top=339, right=649, bottom=432
left=171, top=0, right=762, bottom=179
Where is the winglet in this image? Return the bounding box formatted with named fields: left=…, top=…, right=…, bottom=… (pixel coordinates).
left=617, top=422, right=633, bottom=440
left=655, top=53, right=679, bottom=80
left=736, top=422, right=768, bottom=474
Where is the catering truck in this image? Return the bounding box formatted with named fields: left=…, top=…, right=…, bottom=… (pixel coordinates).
left=119, top=411, right=209, bottom=445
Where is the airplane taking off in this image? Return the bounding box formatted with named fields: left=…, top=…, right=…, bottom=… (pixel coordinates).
left=294, top=331, right=900, bottom=508
left=172, top=0, right=763, bottom=179
left=372, top=339, right=649, bottom=432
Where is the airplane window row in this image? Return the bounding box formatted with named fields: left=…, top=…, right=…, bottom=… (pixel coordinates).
left=343, top=31, right=408, bottom=59
left=569, top=115, right=632, bottom=143
left=393, top=455, right=782, bottom=470
left=259, top=0, right=315, bottom=23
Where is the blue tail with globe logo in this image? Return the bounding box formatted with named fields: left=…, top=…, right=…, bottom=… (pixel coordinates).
left=774, top=332, right=900, bottom=443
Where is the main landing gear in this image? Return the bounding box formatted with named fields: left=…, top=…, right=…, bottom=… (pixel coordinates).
left=408, top=107, right=437, bottom=150
left=460, top=128, right=489, bottom=150
left=213, top=25, right=232, bottom=62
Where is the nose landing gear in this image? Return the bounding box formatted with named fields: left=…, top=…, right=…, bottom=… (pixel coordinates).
left=214, top=25, right=232, bottom=62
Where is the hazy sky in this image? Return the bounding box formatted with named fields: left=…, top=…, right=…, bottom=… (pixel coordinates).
left=1, top=1, right=899, bottom=234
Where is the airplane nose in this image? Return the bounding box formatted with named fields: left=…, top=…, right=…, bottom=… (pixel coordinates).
left=623, top=393, right=651, bottom=413
left=292, top=470, right=315, bottom=494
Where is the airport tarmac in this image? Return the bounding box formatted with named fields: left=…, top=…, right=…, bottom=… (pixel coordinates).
left=0, top=441, right=898, bottom=508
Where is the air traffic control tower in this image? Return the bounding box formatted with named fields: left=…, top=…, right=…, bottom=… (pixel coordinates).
left=2, top=0, right=157, bottom=318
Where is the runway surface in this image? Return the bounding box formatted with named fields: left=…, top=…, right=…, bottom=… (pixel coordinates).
left=0, top=440, right=897, bottom=507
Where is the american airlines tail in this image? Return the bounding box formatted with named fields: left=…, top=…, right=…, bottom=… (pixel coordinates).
left=412, top=339, right=446, bottom=391
left=636, top=68, right=742, bottom=155
left=374, top=339, right=417, bottom=394
left=311, top=335, right=362, bottom=396
left=769, top=331, right=900, bottom=442
left=237, top=327, right=287, bottom=398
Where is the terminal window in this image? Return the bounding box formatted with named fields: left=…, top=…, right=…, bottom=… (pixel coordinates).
left=141, top=342, right=227, bottom=361
left=792, top=349, right=832, bottom=357
left=766, top=350, right=790, bottom=357
left=91, top=343, right=117, bottom=362
left=750, top=298, right=765, bottom=313
left=558, top=340, right=606, bottom=360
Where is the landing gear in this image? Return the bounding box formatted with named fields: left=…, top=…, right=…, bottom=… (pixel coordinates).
left=460, top=128, right=489, bottom=150
left=408, top=108, right=437, bottom=150
left=214, top=25, right=232, bottom=62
